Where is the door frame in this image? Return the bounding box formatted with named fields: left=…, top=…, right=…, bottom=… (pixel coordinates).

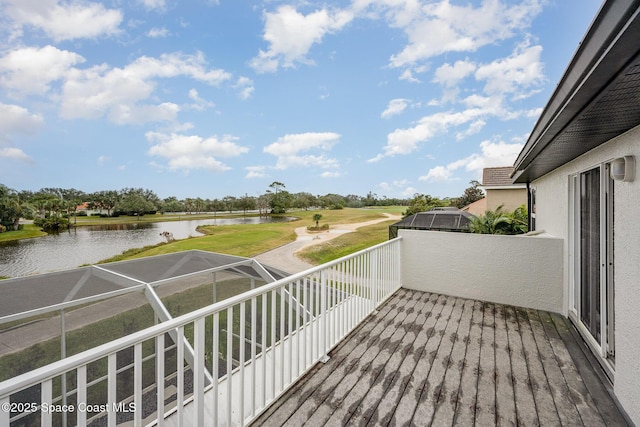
left=568, top=162, right=615, bottom=378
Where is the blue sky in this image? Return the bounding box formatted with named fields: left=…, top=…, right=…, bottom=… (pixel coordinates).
left=0, top=0, right=603, bottom=200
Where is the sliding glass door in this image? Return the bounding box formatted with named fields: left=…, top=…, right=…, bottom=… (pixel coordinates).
left=570, top=163, right=614, bottom=370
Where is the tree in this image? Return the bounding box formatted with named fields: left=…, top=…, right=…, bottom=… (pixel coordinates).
left=116, top=193, right=155, bottom=217
left=454, top=180, right=485, bottom=209
left=469, top=205, right=528, bottom=235
left=293, top=192, right=316, bottom=210
left=313, top=213, right=322, bottom=228
left=267, top=182, right=291, bottom=214
left=318, top=193, right=346, bottom=209
left=403, top=194, right=448, bottom=217
left=0, top=184, right=22, bottom=231
left=88, top=190, right=119, bottom=216
left=256, top=194, right=271, bottom=217
left=163, top=197, right=184, bottom=213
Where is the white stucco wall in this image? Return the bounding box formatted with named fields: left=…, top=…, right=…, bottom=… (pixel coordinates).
left=399, top=229, right=564, bottom=313
left=531, top=124, right=640, bottom=424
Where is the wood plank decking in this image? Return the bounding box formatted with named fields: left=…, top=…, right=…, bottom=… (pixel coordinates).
left=253, top=288, right=629, bottom=426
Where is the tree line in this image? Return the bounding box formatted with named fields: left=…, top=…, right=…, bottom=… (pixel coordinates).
left=0, top=181, right=485, bottom=232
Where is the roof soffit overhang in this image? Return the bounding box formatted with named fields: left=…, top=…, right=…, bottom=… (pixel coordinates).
left=513, top=0, right=640, bottom=183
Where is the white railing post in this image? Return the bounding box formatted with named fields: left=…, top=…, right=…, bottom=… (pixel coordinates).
left=0, top=397, right=8, bottom=426
left=155, top=335, right=164, bottom=427
left=77, top=366, right=87, bottom=427
left=41, top=379, right=52, bottom=427
left=194, top=318, right=205, bottom=427
left=320, top=270, right=329, bottom=363
left=175, top=327, right=184, bottom=427
left=212, top=313, right=219, bottom=427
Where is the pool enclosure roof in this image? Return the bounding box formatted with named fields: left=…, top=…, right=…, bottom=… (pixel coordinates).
left=389, top=208, right=473, bottom=238
left=0, top=250, right=288, bottom=323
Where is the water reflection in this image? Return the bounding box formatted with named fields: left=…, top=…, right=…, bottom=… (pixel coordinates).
left=0, top=216, right=294, bottom=278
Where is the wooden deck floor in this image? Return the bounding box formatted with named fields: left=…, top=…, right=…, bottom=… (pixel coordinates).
left=253, top=288, right=628, bottom=426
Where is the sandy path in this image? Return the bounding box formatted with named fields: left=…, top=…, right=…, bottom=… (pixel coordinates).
left=254, top=213, right=401, bottom=274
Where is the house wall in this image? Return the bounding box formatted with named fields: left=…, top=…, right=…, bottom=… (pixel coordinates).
left=399, top=229, right=563, bottom=313
left=485, top=188, right=527, bottom=212
left=531, top=124, right=640, bottom=424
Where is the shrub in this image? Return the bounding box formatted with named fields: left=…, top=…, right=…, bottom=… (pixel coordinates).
left=470, top=205, right=528, bottom=235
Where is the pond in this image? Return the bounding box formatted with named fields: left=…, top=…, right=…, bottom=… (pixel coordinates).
left=0, top=216, right=294, bottom=278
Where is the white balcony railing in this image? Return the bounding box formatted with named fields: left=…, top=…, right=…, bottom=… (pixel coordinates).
left=0, top=237, right=402, bottom=426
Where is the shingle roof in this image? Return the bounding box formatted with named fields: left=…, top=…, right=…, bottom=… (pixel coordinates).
left=482, top=167, right=515, bottom=186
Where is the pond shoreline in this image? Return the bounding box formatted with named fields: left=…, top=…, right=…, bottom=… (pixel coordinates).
left=2, top=212, right=272, bottom=244
left=0, top=215, right=298, bottom=278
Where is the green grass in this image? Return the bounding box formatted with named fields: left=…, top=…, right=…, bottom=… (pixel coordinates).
left=97, top=207, right=403, bottom=262
left=0, top=224, right=47, bottom=242
left=297, top=219, right=397, bottom=264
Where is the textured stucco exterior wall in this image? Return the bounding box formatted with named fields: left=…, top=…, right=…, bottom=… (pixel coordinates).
left=485, top=188, right=527, bottom=212
left=399, top=229, right=563, bottom=313
left=531, top=124, right=640, bottom=424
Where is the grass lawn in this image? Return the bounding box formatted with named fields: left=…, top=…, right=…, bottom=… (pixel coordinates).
left=97, top=207, right=404, bottom=263
left=297, top=219, right=398, bottom=265
left=0, top=224, right=47, bottom=243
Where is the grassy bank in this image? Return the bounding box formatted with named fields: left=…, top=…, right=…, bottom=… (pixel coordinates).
left=0, top=224, right=47, bottom=243
left=98, top=207, right=403, bottom=263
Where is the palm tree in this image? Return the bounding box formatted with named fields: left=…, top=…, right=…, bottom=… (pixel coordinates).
left=469, top=205, right=529, bottom=235
left=313, top=213, right=322, bottom=228
left=469, top=206, right=511, bottom=234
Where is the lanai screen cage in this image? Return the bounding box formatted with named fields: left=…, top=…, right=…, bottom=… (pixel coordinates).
left=0, top=250, right=291, bottom=426
left=389, top=207, right=474, bottom=238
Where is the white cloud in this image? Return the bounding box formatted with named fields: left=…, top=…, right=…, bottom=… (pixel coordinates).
left=245, top=166, right=267, bottom=179
left=139, top=0, right=166, bottom=11
left=0, top=103, right=44, bottom=137
left=147, top=27, right=169, bottom=38
left=0, top=103, right=42, bottom=162
left=146, top=131, right=249, bottom=172
left=381, top=98, right=410, bottom=119
left=398, top=69, right=421, bottom=83
left=475, top=43, right=544, bottom=97
left=97, top=155, right=110, bottom=165
left=419, top=139, right=523, bottom=182
left=372, top=39, right=546, bottom=162
left=420, top=165, right=452, bottom=182
left=250, top=5, right=354, bottom=73
left=0, top=147, right=33, bottom=162
left=2, top=0, right=123, bottom=41
left=109, top=102, right=180, bottom=125
left=376, top=179, right=415, bottom=197
left=186, top=89, right=215, bottom=111
left=433, top=60, right=476, bottom=88
left=0, top=45, right=85, bottom=96
left=370, top=109, right=484, bottom=161
left=321, top=171, right=341, bottom=178
left=264, top=132, right=341, bottom=170
left=234, top=77, right=254, bottom=100
left=387, top=0, right=543, bottom=67
left=60, top=52, right=231, bottom=124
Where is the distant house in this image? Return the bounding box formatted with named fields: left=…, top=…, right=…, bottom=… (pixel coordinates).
left=512, top=0, right=640, bottom=422
left=482, top=166, right=527, bottom=212
left=460, top=196, right=486, bottom=216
